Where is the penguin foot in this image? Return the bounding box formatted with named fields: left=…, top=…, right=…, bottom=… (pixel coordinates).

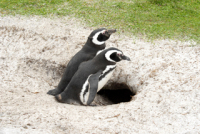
left=89, top=104, right=97, bottom=107
left=55, top=94, right=63, bottom=102
left=55, top=93, right=68, bottom=103
left=47, top=89, right=61, bottom=96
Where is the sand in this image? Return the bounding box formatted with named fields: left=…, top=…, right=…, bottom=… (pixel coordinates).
left=0, top=15, right=200, bottom=134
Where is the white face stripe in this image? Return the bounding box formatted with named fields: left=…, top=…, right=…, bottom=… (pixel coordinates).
left=105, top=50, right=122, bottom=62
left=92, top=30, right=106, bottom=45
left=80, top=75, right=92, bottom=105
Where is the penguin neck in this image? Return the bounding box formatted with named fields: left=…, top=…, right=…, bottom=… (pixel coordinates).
left=83, top=38, right=106, bottom=52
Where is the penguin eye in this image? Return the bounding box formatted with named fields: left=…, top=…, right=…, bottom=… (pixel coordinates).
left=117, top=53, right=121, bottom=56
left=117, top=53, right=124, bottom=60
left=102, top=30, right=107, bottom=35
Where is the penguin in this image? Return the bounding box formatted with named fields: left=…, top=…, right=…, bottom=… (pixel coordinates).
left=55, top=47, right=131, bottom=106
left=47, top=28, right=116, bottom=96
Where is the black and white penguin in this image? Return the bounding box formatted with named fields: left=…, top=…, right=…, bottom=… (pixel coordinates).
left=55, top=47, right=131, bottom=106
left=47, top=28, right=116, bottom=96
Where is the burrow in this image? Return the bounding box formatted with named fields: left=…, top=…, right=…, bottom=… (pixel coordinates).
left=23, top=58, right=137, bottom=106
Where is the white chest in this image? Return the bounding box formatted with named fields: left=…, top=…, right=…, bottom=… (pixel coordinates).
left=97, top=65, right=116, bottom=92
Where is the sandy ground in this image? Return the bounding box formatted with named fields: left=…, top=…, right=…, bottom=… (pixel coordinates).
left=0, top=15, right=200, bottom=134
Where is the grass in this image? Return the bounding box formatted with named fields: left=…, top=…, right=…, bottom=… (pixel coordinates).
left=0, top=0, right=199, bottom=42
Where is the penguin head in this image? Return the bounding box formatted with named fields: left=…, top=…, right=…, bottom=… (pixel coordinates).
left=88, top=28, right=116, bottom=45
left=104, top=47, right=131, bottom=62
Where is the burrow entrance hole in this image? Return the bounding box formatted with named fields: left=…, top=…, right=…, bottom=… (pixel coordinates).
left=26, top=59, right=137, bottom=106
left=95, top=83, right=136, bottom=106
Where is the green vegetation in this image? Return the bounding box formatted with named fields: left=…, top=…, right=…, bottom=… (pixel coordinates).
left=0, top=0, right=199, bottom=41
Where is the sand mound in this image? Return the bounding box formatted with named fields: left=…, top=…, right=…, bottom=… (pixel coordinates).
left=0, top=15, right=200, bottom=134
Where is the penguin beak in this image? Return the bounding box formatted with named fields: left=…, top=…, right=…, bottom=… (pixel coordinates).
left=103, top=29, right=116, bottom=37
left=118, top=54, right=131, bottom=61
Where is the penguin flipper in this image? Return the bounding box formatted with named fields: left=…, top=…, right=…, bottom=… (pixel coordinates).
left=86, top=70, right=102, bottom=105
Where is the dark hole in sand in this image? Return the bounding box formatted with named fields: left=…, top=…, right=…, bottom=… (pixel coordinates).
left=24, top=59, right=136, bottom=106
left=95, top=83, right=136, bottom=105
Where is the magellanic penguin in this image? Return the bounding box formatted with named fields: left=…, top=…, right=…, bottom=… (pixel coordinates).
left=55, top=47, right=131, bottom=106
left=47, top=28, right=116, bottom=96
